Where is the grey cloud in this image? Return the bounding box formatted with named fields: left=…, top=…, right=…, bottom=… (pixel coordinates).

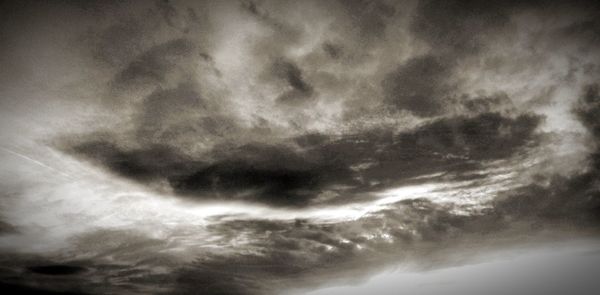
left=58, top=0, right=124, bottom=15
left=380, top=0, right=515, bottom=117
left=133, top=82, right=231, bottom=146
left=241, top=3, right=315, bottom=107
left=338, top=0, right=396, bottom=42
left=89, top=18, right=147, bottom=67
left=244, top=1, right=304, bottom=49
left=574, top=84, right=600, bottom=141
left=169, top=120, right=600, bottom=293
left=492, top=84, right=600, bottom=226
left=396, top=0, right=600, bottom=117
left=0, top=254, right=90, bottom=294
left=166, top=198, right=503, bottom=294
left=322, top=42, right=343, bottom=59
left=0, top=220, right=16, bottom=234
left=271, top=59, right=315, bottom=104
left=410, top=0, right=511, bottom=57
left=382, top=55, right=455, bottom=116
left=162, top=140, right=345, bottom=205
left=111, top=38, right=197, bottom=92
left=67, top=140, right=201, bottom=183
left=273, top=60, right=312, bottom=94
left=45, top=83, right=589, bottom=294
left=28, top=265, right=87, bottom=276
left=0, top=283, right=86, bottom=294
left=88, top=1, right=210, bottom=68
left=156, top=0, right=178, bottom=28
left=0, top=186, right=591, bottom=295
left=0, top=229, right=180, bottom=294
left=561, top=18, right=600, bottom=52
left=64, top=110, right=542, bottom=207
left=3, top=1, right=600, bottom=294
left=461, top=93, right=515, bottom=114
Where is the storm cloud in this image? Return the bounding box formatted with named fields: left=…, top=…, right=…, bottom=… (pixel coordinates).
left=1, top=0, right=600, bottom=294
left=65, top=110, right=542, bottom=206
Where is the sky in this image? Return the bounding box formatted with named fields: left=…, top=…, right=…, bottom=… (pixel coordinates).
left=0, top=0, right=599, bottom=294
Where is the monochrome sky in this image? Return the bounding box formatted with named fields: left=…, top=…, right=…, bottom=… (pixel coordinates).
left=0, top=0, right=599, bottom=294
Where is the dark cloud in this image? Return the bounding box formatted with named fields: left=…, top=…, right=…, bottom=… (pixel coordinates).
left=113, top=78, right=238, bottom=154
left=168, top=143, right=353, bottom=206
left=67, top=140, right=201, bottom=183
left=58, top=0, right=123, bottom=15
left=0, top=178, right=595, bottom=295
left=410, top=0, right=600, bottom=56
left=0, top=220, right=16, bottom=234
left=338, top=0, right=396, bottom=42
left=574, top=84, right=600, bottom=141
left=166, top=95, right=599, bottom=292
left=379, top=0, right=518, bottom=117
left=461, top=93, right=514, bottom=114
left=382, top=55, right=455, bottom=116
left=273, top=60, right=312, bottom=94
left=3, top=1, right=600, bottom=294
left=322, top=42, right=343, bottom=59
left=271, top=59, right=315, bottom=104
left=89, top=18, right=147, bottom=67
left=116, top=84, right=593, bottom=294
left=28, top=265, right=87, bottom=276
left=244, top=1, right=303, bottom=51
left=395, top=0, right=600, bottom=117
left=493, top=173, right=600, bottom=227
left=0, top=229, right=181, bottom=294
left=410, top=0, right=511, bottom=57
left=0, top=282, right=87, bottom=295
left=164, top=197, right=511, bottom=294
left=65, top=110, right=541, bottom=206
left=561, top=18, right=600, bottom=52
left=0, top=254, right=89, bottom=294
left=492, top=84, right=600, bottom=226
left=156, top=0, right=178, bottom=28
left=111, top=38, right=197, bottom=92
left=133, top=82, right=226, bottom=145
left=86, top=0, right=210, bottom=69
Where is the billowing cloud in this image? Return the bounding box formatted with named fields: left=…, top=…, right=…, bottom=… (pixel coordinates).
left=64, top=110, right=541, bottom=207
left=1, top=0, right=600, bottom=294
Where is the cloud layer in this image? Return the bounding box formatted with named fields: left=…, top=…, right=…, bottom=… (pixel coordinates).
left=1, top=0, right=600, bottom=294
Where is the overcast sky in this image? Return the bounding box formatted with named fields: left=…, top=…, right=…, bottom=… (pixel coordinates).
left=0, top=0, right=599, bottom=294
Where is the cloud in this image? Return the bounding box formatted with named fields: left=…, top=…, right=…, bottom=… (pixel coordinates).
left=45, top=83, right=584, bottom=293
left=2, top=1, right=600, bottom=294
left=337, top=0, right=396, bottom=42
left=410, top=0, right=511, bottom=57
left=132, top=82, right=236, bottom=147
left=163, top=197, right=506, bottom=294
left=64, top=110, right=542, bottom=207
left=67, top=140, right=200, bottom=182
left=574, top=84, right=600, bottom=142
left=111, top=38, right=197, bottom=92
left=0, top=282, right=87, bottom=295
left=462, top=93, right=514, bottom=114
left=271, top=58, right=315, bottom=105
left=382, top=55, right=455, bottom=116
left=322, top=42, right=343, bottom=59
left=393, top=0, right=600, bottom=117
left=0, top=220, right=16, bottom=234
left=27, top=265, right=87, bottom=276
left=377, top=0, right=521, bottom=117
left=0, top=229, right=180, bottom=294
left=89, top=18, right=147, bottom=67
left=491, top=84, right=600, bottom=226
